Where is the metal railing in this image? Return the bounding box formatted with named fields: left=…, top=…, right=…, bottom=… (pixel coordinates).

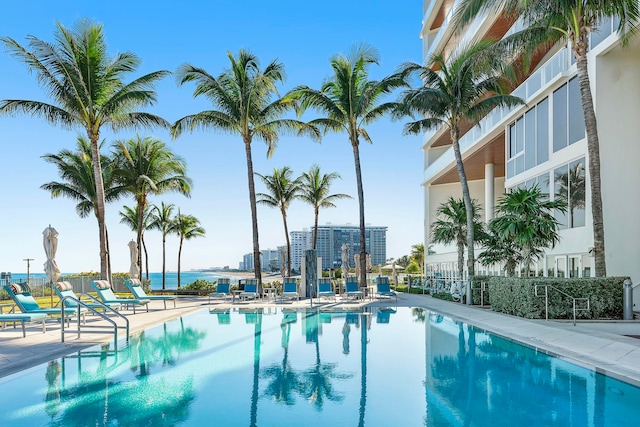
left=534, top=284, right=589, bottom=326
left=60, top=294, right=129, bottom=345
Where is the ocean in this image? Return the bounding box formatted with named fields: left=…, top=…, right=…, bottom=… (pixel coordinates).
left=5, top=271, right=234, bottom=290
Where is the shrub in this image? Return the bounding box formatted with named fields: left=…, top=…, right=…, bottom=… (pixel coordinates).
left=487, top=276, right=626, bottom=320
left=184, top=279, right=217, bottom=292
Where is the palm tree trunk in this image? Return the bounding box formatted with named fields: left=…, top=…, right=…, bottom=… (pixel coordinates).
left=313, top=206, right=319, bottom=250
left=575, top=43, right=606, bottom=277
left=282, top=208, right=292, bottom=277
left=351, top=138, right=367, bottom=287
left=136, top=197, right=145, bottom=276
left=177, top=236, right=183, bottom=289
left=250, top=313, right=262, bottom=427
left=89, top=133, right=110, bottom=281
left=358, top=313, right=368, bottom=427
left=244, top=137, right=262, bottom=289
left=162, top=235, right=167, bottom=290
left=451, top=127, right=474, bottom=304
left=457, top=240, right=465, bottom=279
left=142, top=234, right=149, bottom=280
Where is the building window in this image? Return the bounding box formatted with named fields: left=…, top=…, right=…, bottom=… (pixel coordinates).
left=554, top=158, right=586, bottom=229
left=507, top=99, right=549, bottom=178
left=553, top=77, right=585, bottom=152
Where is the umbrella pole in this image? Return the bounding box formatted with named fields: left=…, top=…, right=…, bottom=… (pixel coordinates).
left=50, top=282, right=53, bottom=308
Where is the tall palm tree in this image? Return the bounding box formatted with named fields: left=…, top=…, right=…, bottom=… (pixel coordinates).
left=454, top=1, right=640, bottom=277
left=298, top=164, right=352, bottom=249
left=119, top=205, right=153, bottom=280
left=289, top=43, right=409, bottom=286
left=174, top=211, right=205, bottom=288
left=410, top=243, right=426, bottom=274
left=431, top=197, right=485, bottom=279
left=41, top=136, right=124, bottom=281
left=173, top=50, right=319, bottom=289
left=0, top=19, right=170, bottom=280
left=398, top=40, right=523, bottom=302
left=113, top=135, right=192, bottom=276
left=149, top=202, right=176, bottom=290
left=479, top=186, right=567, bottom=276
left=256, top=166, right=300, bottom=277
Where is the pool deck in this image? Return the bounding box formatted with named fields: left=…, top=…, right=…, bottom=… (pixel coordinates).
left=2, top=292, right=640, bottom=385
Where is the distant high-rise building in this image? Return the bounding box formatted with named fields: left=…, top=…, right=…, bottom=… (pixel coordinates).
left=290, top=229, right=313, bottom=272
left=241, top=249, right=282, bottom=272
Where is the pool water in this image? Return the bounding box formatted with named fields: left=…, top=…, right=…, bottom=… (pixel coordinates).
left=0, top=307, right=639, bottom=426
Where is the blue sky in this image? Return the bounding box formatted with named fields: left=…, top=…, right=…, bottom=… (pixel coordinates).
left=0, top=0, right=424, bottom=274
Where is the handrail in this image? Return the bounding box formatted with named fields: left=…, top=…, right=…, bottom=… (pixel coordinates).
left=534, top=284, right=590, bottom=326
left=60, top=294, right=129, bottom=345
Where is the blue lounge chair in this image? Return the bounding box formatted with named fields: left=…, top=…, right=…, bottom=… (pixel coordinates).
left=317, top=278, right=335, bottom=301
left=376, top=277, right=397, bottom=302
left=239, top=279, right=259, bottom=301
left=125, top=279, right=176, bottom=309
left=0, top=312, right=47, bottom=337
left=280, top=277, right=299, bottom=302
left=91, top=280, right=150, bottom=314
left=345, top=277, right=364, bottom=300
left=3, top=283, right=86, bottom=324
left=376, top=308, right=396, bottom=324
left=54, top=281, right=121, bottom=312
left=209, top=308, right=231, bottom=324
left=209, top=278, right=231, bottom=304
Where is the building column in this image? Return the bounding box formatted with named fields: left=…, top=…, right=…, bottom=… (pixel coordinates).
left=485, top=163, right=495, bottom=223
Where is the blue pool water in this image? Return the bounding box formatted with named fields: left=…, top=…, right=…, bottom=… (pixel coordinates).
left=0, top=307, right=639, bottom=426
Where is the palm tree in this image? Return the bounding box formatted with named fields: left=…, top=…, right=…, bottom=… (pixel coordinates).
left=41, top=136, right=124, bottom=281
left=256, top=167, right=300, bottom=277
left=0, top=19, right=170, bottom=280
left=174, top=212, right=205, bottom=288
left=173, top=50, right=319, bottom=289
left=119, top=205, right=153, bottom=280
left=113, top=135, right=192, bottom=276
left=431, top=197, right=485, bottom=279
left=410, top=243, right=426, bottom=274
left=298, top=164, right=352, bottom=249
left=479, top=186, right=567, bottom=276
left=555, top=161, right=586, bottom=228
left=398, top=40, right=523, bottom=302
left=454, top=1, right=640, bottom=277
left=149, top=202, right=176, bottom=290
left=289, top=43, right=409, bottom=286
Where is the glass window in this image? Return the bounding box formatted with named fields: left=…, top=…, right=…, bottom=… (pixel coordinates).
left=509, top=124, right=516, bottom=159
left=525, top=109, right=536, bottom=170
left=515, top=154, right=525, bottom=175
left=568, top=159, right=586, bottom=227
left=515, top=117, right=524, bottom=154
left=536, top=99, right=549, bottom=165
left=554, top=164, right=569, bottom=229
left=553, top=84, right=568, bottom=152
left=568, top=78, right=586, bottom=145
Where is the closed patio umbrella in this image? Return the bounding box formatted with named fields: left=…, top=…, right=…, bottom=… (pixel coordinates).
left=128, top=240, right=140, bottom=280
left=341, top=244, right=349, bottom=279
left=43, top=225, right=61, bottom=306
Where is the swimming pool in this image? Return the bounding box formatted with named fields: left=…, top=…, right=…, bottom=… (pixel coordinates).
left=0, top=307, right=638, bottom=426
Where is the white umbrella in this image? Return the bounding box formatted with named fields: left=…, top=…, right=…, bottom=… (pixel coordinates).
left=43, top=225, right=61, bottom=306
left=354, top=253, right=360, bottom=279
left=341, top=244, right=349, bottom=279
left=128, top=240, right=140, bottom=280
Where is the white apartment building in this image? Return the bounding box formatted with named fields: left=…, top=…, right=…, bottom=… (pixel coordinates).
left=421, top=1, right=640, bottom=281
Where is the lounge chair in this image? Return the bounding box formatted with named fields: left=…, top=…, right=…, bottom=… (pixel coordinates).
left=239, top=279, right=259, bottom=301
left=376, top=307, right=396, bottom=324
left=317, top=278, right=336, bottom=301
left=209, top=278, right=231, bottom=304
left=54, top=281, right=121, bottom=312
left=280, top=277, right=299, bottom=302
left=3, top=283, right=86, bottom=324
left=209, top=308, right=231, bottom=324
left=345, top=277, right=364, bottom=300
left=91, top=280, right=150, bottom=314
left=0, top=312, right=47, bottom=337
left=376, top=277, right=397, bottom=302
left=125, top=278, right=176, bottom=309
left=450, top=281, right=464, bottom=302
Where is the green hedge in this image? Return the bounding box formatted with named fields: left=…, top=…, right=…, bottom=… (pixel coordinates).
left=486, top=276, right=626, bottom=320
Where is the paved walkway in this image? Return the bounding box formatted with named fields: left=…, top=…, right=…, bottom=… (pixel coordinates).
left=2, top=292, right=640, bottom=385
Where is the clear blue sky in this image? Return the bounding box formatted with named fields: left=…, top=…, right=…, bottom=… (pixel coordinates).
left=0, top=0, right=424, bottom=274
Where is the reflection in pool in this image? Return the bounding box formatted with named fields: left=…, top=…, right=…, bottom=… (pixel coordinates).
left=0, top=307, right=639, bottom=426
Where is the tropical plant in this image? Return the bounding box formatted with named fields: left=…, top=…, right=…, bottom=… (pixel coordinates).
left=173, top=211, right=206, bottom=288
left=298, top=164, right=352, bottom=249
left=0, top=19, right=170, bottom=280
left=555, top=161, right=586, bottom=228
left=479, top=186, right=567, bottom=276
left=113, top=135, right=192, bottom=276
left=431, top=197, right=485, bottom=279
left=149, top=202, right=176, bottom=290
left=398, top=40, right=523, bottom=299
left=409, top=243, right=425, bottom=274
left=119, top=205, right=153, bottom=280
left=173, top=50, right=319, bottom=289
left=256, top=167, right=300, bottom=277
left=454, top=1, right=640, bottom=277
left=289, top=43, right=409, bottom=286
